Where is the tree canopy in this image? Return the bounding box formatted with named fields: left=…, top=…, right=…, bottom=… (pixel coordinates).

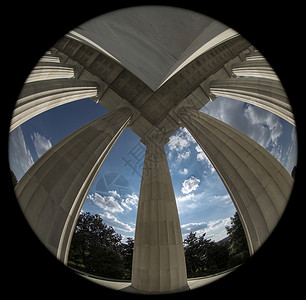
left=68, top=211, right=249, bottom=280
left=226, top=212, right=250, bottom=265
left=68, top=212, right=132, bottom=279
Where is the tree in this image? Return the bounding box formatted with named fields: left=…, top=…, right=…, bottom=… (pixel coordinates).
left=183, top=212, right=250, bottom=278
left=205, top=241, right=230, bottom=273
left=120, top=237, right=134, bottom=279
left=183, top=232, right=215, bottom=277
left=184, top=231, right=200, bottom=276
left=226, top=212, right=250, bottom=265
left=68, top=211, right=250, bottom=280
left=68, top=212, right=126, bottom=279
left=183, top=231, right=231, bottom=277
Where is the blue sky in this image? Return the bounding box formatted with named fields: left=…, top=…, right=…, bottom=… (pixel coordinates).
left=8, top=96, right=298, bottom=242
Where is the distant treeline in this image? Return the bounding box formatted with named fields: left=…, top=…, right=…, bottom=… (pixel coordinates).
left=68, top=212, right=249, bottom=280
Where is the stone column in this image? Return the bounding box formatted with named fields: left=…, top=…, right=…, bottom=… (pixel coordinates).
left=245, top=51, right=264, bottom=61
left=177, top=106, right=294, bottom=255
left=25, top=63, right=75, bottom=83
left=10, top=79, right=98, bottom=132
left=131, top=128, right=187, bottom=293
left=210, top=77, right=295, bottom=126
left=231, top=60, right=278, bottom=80
left=15, top=107, right=132, bottom=263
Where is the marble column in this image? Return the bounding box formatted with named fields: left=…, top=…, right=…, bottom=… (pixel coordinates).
left=131, top=128, right=187, bottom=293
left=177, top=106, right=294, bottom=255
left=210, top=77, right=295, bottom=126
left=10, top=79, right=98, bottom=132
left=231, top=60, right=278, bottom=80
left=15, top=107, right=132, bottom=263
left=25, top=63, right=75, bottom=83
left=245, top=51, right=264, bottom=61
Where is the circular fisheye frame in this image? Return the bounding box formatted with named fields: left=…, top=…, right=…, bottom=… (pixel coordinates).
left=8, top=6, right=297, bottom=294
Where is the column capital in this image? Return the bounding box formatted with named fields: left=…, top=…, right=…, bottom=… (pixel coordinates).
left=169, top=101, right=197, bottom=126
left=209, top=77, right=295, bottom=126
left=140, top=125, right=169, bottom=147
left=10, top=79, right=101, bottom=132
left=115, top=98, right=141, bottom=127
left=177, top=103, right=197, bottom=115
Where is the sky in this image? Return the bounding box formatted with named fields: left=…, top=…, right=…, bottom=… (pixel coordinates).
left=8, top=96, right=298, bottom=243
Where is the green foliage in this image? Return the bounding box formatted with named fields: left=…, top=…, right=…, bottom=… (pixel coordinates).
left=183, top=232, right=230, bottom=277
left=68, top=211, right=249, bottom=280
left=68, top=212, right=132, bottom=279
left=121, top=237, right=134, bottom=274
left=226, top=212, right=250, bottom=265
left=183, top=212, right=249, bottom=278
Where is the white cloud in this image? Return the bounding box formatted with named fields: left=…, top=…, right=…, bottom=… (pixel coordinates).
left=121, top=193, right=139, bottom=211
left=243, top=104, right=282, bottom=148
left=275, top=126, right=298, bottom=174
left=167, top=128, right=196, bottom=152
left=195, top=145, right=215, bottom=174
left=201, top=96, right=246, bottom=132
left=212, top=194, right=231, bottom=206
left=205, top=218, right=232, bottom=241
left=181, top=217, right=232, bottom=242
left=109, top=190, right=120, bottom=198
left=88, top=191, right=139, bottom=213
left=176, top=190, right=207, bottom=214
left=100, top=212, right=134, bottom=233
left=181, top=221, right=208, bottom=234
left=8, top=127, right=34, bottom=180
left=284, top=127, right=298, bottom=173
left=177, top=193, right=195, bottom=202
left=177, top=150, right=191, bottom=160
left=87, top=192, right=124, bottom=213
left=196, top=152, right=205, bottom=162
left=213, top=194, right=230, bottom=201
left=181, top=176, right=200, bottom=194
left=31, top=132, right=52, bottom=157
left=195, top=145, right=204, bottom=160
left=202, top=97, right=283, bottom=150
left=179, top=168, right=188, bottom=175
left=202, top=97, right=290, bottom=171
left=270, top=144, right=283, bottom=162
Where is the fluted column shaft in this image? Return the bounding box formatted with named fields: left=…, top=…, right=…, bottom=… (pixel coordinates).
left=25, top=63, right=75, bottom=83
left=231, top=60, right=278, bottom=80
left=131, top=128, right=187, bottom=293
left=210, top=77, right=295, bottom=126
left=178, top=107, right=294, bottom=254
left=15, top=107, right=132, bottom=263
left=10, top=79, right=98, bottom=132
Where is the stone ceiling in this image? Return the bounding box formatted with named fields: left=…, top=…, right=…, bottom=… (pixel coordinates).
left=67, top=6, right=237, bottom=91
left=53, top=7, right=251, bottom=143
